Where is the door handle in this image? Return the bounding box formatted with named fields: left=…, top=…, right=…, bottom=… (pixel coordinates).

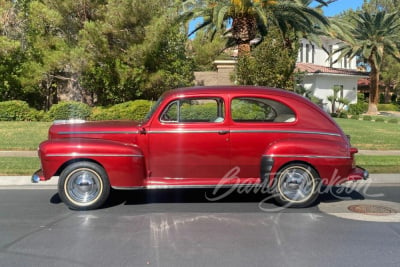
left=218, top=130, right=229, bottom=135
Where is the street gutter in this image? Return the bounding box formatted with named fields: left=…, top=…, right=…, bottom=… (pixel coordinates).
left=0, top=174, right=398, bottom=189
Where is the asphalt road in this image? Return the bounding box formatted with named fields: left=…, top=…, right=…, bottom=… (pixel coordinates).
left=0, top=185, right=399, bottom=267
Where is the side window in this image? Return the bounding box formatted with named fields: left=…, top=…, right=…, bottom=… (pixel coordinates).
left=161, top=98, right=224, bottom=123
left=231, top=97, right=295, bottom=123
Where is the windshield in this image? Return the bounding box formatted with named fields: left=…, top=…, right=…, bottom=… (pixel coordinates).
left=142, top=95, right=164, bottom=124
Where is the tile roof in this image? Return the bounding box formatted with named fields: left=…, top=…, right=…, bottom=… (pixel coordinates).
left=357, top=78, right=370, bottom=86
left=296, top=62, right=368, bottom=76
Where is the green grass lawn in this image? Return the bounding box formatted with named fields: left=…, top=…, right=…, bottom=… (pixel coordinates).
left=335, top=118, right=400, bottom=150
left=355, top=155, right=400, bottom=174
left=0, top=119, right=398, bottom=151
left=0, top=120, right=399, bottom=175
left=0, top=121, right=51, bottom=150
left=0, top=157, right=40, bottom=175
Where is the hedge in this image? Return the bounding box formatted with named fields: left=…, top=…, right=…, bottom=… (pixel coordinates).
left=0, top=101, right=42, bottom=121
left=363, top=115, right=372, bottom=121
left=48, top=101, right=92, bottom=120
left=378, top=104, right=399, bottom=112
left=90, top=100, right=153, bottom=121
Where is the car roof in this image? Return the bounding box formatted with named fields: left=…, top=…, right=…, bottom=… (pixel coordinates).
left=163, top=86, right=304, bottom=100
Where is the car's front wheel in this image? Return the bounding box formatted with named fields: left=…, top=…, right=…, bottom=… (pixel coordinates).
left=273, top=163, right=320, bottom=208
left=58, top=162, right=110, bottom=210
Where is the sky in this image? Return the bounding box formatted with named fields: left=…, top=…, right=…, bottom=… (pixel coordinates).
left=319, top=0, right=364, bottom=16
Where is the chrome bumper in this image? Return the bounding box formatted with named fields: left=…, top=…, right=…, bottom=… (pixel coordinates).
left=347, top=166, right=369, bottom=182
left=31, top=169, right=44, bottom=183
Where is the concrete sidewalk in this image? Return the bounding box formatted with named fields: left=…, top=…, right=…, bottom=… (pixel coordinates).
left=0, top=174, right=398, bottom=188
left=2, top=150, right=400, bottom=157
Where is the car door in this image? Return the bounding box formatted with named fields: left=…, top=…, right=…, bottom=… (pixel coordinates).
left=147, top=97, right=231, bottom=179
left=229, top=96, right=296, bottom=178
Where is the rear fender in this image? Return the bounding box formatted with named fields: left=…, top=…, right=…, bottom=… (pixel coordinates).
left=39, top=138, right=146, bottom=187
left=262, top=137, right=352, bottom=185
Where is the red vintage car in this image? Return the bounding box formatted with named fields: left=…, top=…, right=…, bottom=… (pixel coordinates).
left=32, top=86, right=368, bottom=210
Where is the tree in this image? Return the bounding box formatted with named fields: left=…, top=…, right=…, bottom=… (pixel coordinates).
left=78, top=0, right=194, bottom=105
left=331, top=10, right=400, bottom=114
left=188, top=30, right=227, bottom=71
left=235, top=26, right=298, bottom=88
left=0, top=0, right=24, bottom=101
left=0, top=0, right=194, bottom=107
left=362, top=0, right=400, bottom=104
left=19, top=1, right=71, bottom=110
left=327, top=85, right=349, bottom=114
left=181, top=0, right=330, bottom=56
left=362, top=0, right=399, bottom=13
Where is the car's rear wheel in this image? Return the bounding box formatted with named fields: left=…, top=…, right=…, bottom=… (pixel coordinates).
left=58, top=162, right=110, bottom=210
left=273, top=163, right=320, bottom=208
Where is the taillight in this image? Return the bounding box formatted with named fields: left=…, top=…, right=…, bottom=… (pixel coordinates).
left=350, top=147, right=358, bottom=168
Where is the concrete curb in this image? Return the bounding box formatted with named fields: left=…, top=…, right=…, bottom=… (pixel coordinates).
left=358, top=150, right=400, bottom=156
left=0, top=151, right=37, bottom=157
left=0, top=174, right=398, bottom=188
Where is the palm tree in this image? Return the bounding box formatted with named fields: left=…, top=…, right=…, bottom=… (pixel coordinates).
left=181, top=0, right=330, bottom=56
left=331, top=11, right=400, bottom=114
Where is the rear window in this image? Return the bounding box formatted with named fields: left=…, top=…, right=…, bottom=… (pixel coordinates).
left=231, top=97, right=295, bottom=123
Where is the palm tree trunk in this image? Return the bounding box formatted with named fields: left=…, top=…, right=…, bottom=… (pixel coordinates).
left=232, top=15, right=256, bottom=56
left=237, top=42, right=251, bottom=56
left=367, top=61, right=379, bottom=114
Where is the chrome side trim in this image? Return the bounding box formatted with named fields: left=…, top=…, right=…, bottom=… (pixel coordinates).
left=147, top=129, right=341, bottom=137
left=58, top=131, right=138, bottom=135
left=53, top=119, right=86, bottom=125
left=112, top=184, right=263, bottom=190
left=231, top=130, right=341, bottom=137
left=47, top=153, right=143, bottom=157
left=148, top=130, right=226, bottom=134
left=266, top=154, right=351, bottom=159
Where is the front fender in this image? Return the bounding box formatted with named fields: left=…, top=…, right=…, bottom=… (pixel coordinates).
left=263, top=137, right=353, bottom=185
left=39, top=138, right=146, bottom=187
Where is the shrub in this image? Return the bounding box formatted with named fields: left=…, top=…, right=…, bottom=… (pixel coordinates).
left=391, top=94, right=397, bottom=104
left=338, top=112, right=348, bottom=119
left=0, top=101, right=40, bottom=121
left=375, top=117, right=385, bottom=123
left=48, top=101, right=91, bottom=120
left=350, top=115, right=359, bottom=120
left=363, top=115, right=372, bottom=121
left=90, top=100, right=153, bottom=121
left=388, top=118, right=398, bottom=124
left=378, top=104, right=399, bottom=111
left=348, top=102, right=368, bottom=115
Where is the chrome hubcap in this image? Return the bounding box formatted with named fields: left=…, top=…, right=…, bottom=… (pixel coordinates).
left=66, top=169, right=101, bottom=204
left=279, top=167, right=315, bottom=203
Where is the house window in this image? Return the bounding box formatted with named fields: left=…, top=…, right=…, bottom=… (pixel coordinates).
left=299, top=43, right=303, bottom=62
left=312, top=45, right=315, bottom=64
left=329, top=45, right=333, bottom=67
left=306, top=44, right=310, bottom=63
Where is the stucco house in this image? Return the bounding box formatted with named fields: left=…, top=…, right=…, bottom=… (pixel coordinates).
left=296, top=37, right=368, bottom=113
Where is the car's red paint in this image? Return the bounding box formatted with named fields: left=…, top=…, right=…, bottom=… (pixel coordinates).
left=35, top=86, right=367, bottom=191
